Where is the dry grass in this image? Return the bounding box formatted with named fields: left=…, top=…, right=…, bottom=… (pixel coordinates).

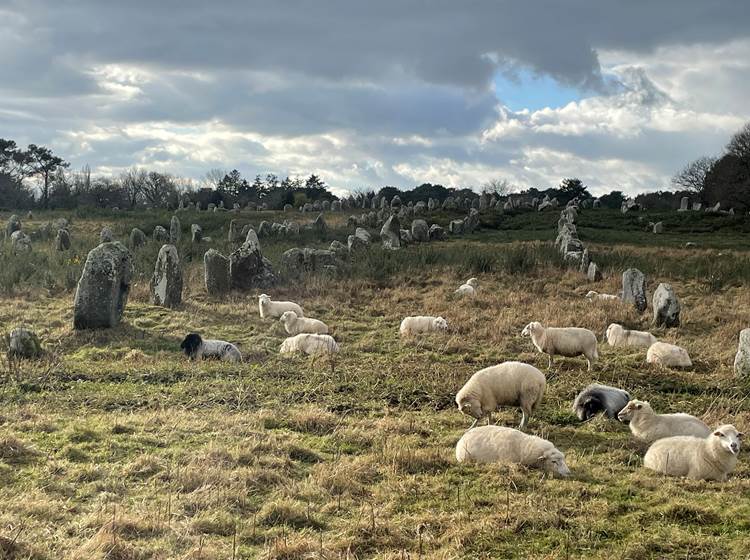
left=0, top=209, right=749, bottom=558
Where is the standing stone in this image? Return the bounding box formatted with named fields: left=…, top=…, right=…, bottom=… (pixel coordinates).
left=449, top=219, right=465, bottom=234
left=322, top=200, right=331, bottom=211
left=56, top=229, right=71, bottom=251
left=204, top=249, right=230, bottom=296
left=593, top=199, right=601, bottom=208
left=228, top=219, right=244, bottom=242
left=169, top=215, right=181, bottom=244
left=622, top=268, right=647, bottom=313
left=100, top=227, right=114, bottom=243
left=7, top=327, right=43, bottom=359
left=150, top=244, right=182, bottom=308
left=331, top=200, right=341, bottom=212
left=579, top=248, right=590, bottom=274
left=348, top=234, right=368, bottom=253
left=229, top=235, right=277, bottom=290
left=73, top=242, right=133, bottom=329
left=733, top=328, right=750, bottom=377
left=692, top=202, right=702, bottom=211
left=587, top=262, right=602, bottom=282
left=429, top=224, right=446, bottom=240
left=312, top=213, right=327, bottom=234
left=427, top=198, right=437, bottom=211
left=390, top=195, right=402, bottom=209
left=411, top=219, right=429, bottom=242
left=153, top=225, right=168, bottom=243
left=652, top=222, right=664, bottom=234
left=191, top=224, right=203, bottom=243
left=479, top=192, right=490, bottom=210
left=678, top=197, right=689, bottom=212
left=130, top=228, right=146, bottom=248
left=329, top=240, right=348, bottom=260
left=464, top=208, right=480, bottom=233
left=10, top=231, right=31, bottom=253
left=257, top=221, right=271, bottom=237
left=652, top=283, right=680, bottom=328
left=6, top=215, right=21, bottom=238
left=284, top=204, right=293, bottom=212
left=380, top=215, right=401, bottom=249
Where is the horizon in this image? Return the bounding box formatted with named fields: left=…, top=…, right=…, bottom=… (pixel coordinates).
left=1, top=1, right=749, bottom=197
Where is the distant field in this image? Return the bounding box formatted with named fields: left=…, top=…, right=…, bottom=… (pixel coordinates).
left=1, top=206, right=749, bottom=559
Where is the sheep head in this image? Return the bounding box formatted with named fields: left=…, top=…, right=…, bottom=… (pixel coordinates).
left=617, top=399, right=649, bottom=422
left=456, top=397, right=482, bottom=419
left=713, top=425, right=743, bottom=455
left=433, top=317, right=448, bottom=331
left=521, top=322, right=542, bottom=338
left=538, top=448, right=571, bottom=477
left=279, top=311, right=297, bottom=324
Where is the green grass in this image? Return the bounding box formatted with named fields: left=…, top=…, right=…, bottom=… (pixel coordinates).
left=0, top=206, right=749, bottom=558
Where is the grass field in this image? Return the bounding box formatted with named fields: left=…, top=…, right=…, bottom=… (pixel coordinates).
left=1, top=207, right=749, bottom=559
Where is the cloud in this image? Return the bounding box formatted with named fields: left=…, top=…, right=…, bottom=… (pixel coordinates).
left=0, top=1, right=748, bottom=194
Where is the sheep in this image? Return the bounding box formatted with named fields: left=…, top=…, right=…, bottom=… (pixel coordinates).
left=617, top=399, right=710, bottom=443
left=258, top=294, right=304, bottom=319
left=456, top=425, right=570, bottom=477
left=399, top=315, right=448, bottom=337
left=454, top=278, right=478, bottom=297
left=605, top=323, right=657, bottom=348
left=279, top=311, right=328, bottom=335
left=521, top=321, right=598, bottom=371
left=455, top=361, right=546, bottom=430
left=572, top=384, right=630, bottom=421
left=180, top=333, right=242, bottom=363
left=585, top=290, right=619, bottom=302
left=643, top=425, right=743, bottom=481
left=646, top=341, right=692, bottom=367
left=279, top=333, right=339, bottom=356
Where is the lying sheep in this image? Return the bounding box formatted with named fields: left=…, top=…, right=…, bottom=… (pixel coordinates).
left=180, top=333, right=242, bottom=362
left=456, top=425, right=570, bottom=477
left=399, top=315, right=448, bottom=337
left=572, top=384, right=630, bottom=421
left=646, top=341, right=692, bottom=367
left=644, top=425, right=743, bottom=481
left=280, top=311, right=328, bottom=335
left=585, top=290, right=619, bottom=302
left=521, top=321, right=598, bottom=371
left=258, top=294, right=304, bottom=319
left=455, top=361, right=545, bottom=430
left=279, top=333, right=339, bottom=356
left=617, top=399, right=710, bottom=443
left=454, top=278, right=478, bottom=297
left=605, top=323, right=657, bottom=348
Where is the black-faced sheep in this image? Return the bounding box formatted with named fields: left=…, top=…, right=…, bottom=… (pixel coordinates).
left=180, top=333, right=242, bottom=362
left=572, top=384, right=630, bottom=421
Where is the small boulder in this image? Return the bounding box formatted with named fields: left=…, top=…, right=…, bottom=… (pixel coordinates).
left=55, top=228, right=71, bottom=251
left=100, top=227, right=114, bottom=243
left=130, top=228, right=146, bottom=248
left=411, top=219, right=429, bottom=242
left=7, top=327, right=43, bottom=359
left=652, top=283, right=680, bottom=328
left=204, top=249, right=230, bottom=296
left=622, top=268, right=647, bottom=313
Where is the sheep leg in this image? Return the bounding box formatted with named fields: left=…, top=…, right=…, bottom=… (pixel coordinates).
left=519, top=409, right=528, bottom=430
left=586, top=357, right=593, bottom=371
left=547, top=354, right=553, bottom=370
left=487, top=412, right=493, bottom=425
left=469, top=417, right=479, bottom=429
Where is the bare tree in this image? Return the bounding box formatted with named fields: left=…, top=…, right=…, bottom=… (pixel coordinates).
left=203, top=168, right=226, bottom=190
left=726, top=121, right=750, bottom=162
left=671, top=156, right=717, bottom=193
left=120, top=167, right=147, bottom=208
left=481, top=178, right=513, bottom=197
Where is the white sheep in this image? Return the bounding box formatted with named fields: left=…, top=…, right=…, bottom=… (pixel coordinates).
left=646, top=341, right=692, bottom=367
left=399, top=315, right=448, bottom=337
left=454, top=278, right=478, bottom=297
left=617, top=399, right=710, bottom=443
left=521, top=321, right=598, bottom=371
left=279, top=333, right=339, bottom=356
left=643, top=425, right=743, bottom=481
left=279, top=311, right=328, bottom=335
left=456, top=425, right=570, bottom=477
left=455, top=361, right=546, bottom=430
left=258, top=294, right=304, bottom=319
left=605, top=323, right=657, bottom=348
left=585, top=290, right=619, bottom=302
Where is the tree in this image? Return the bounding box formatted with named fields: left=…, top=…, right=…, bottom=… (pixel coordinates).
left=481, top=178, right=512, bottom=197
left=305, top=174, right=325, bottom=190
left=24, top=144, right=69, bottom=208
left=141, top=172, right=177, bottom=207
left=121, top=167, right=147, bottom=208
left=558, top=178, right=590, bottom=203
left=217, top=169, right=245, bottom=200
left=726, top=121, right=750, bottom=164
left=671, top=156, right=716, bottom=194
left=204, top=168, right=226, bottom=190
left=598, top=190, right=626, bottom=209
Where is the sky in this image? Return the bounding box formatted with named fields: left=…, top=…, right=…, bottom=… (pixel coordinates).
left=1, top=1, right=749, bottom=196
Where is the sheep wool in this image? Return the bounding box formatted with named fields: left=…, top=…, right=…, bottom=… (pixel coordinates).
left=454, top=278, right=478, bottom=297
left=258, top=294, right=304, bottom=319
left=644, top=425, right=743, bottom=481
left=280, top=333, right=339, bottom=356
left=646, top=341, right=692, bottom=367
left=605, top=323, right=657, bottom=348
left=455, top=361, right=546, bottom=429
left=280, top=311, right=328, bottom=335
left=521, top=321, right=598, bottom=371
left=572, top=384, right=630, bottom=421
left=456, top=425, right=570, bottom=477
left=180, top=333, right=242, bottom=363
left=585, top=290, right=619, bottom=302
left=617, top=400, right=710, bottom=443
left=399, top=315, right=448, bottom=337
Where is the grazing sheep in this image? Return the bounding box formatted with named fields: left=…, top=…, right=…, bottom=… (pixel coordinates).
left=280, top=333, right=339, bottom=356
left=644, top=425, right=743, bottom=481
left=521, top=321, right=598, bottom=371
left=585, top=290, right=619, bottom=302
left=456, top=425, right=570, bottom=477
left=454, top=278, right=478, bottom=297
left=258, top=294, right=304, bottom=319
left=279, top=311, right=328, bottom=335
left=646, top=341, right=692, bottom=367
left=617, top=400, right=710, bottom=443
left=180, top=333, right=242, bottom=363
left=399, top=315, right=448, bottom=337
left=572, top=384, right=630, bottom=421
left=455, top=361, right=546, bottom=430
left=605, top=323, right=657, bottom=348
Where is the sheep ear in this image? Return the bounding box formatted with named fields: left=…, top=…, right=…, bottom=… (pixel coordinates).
left=738, top=432, right=745, bottom=439
left=635, top=403, right=642, bottom=410
left=713, top=431, right=724, bottom=438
